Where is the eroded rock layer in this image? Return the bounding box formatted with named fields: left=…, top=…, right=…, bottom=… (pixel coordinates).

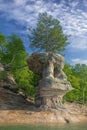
left=28, top=52, right=73, bottom=110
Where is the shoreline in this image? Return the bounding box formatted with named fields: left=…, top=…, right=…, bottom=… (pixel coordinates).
left=0, top=88, right=87, bottom=125
left=0, top=107, right=87, bottom=125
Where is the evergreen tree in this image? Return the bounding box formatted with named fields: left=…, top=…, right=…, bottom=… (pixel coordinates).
left=29, top=12, right=69, bottom=53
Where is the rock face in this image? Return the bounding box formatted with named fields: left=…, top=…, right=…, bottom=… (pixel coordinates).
left=0, top=63, right=34, bottom=110
left=27, top=52, right=73, bottom=110
left=0, top=63, right=18, bottom=93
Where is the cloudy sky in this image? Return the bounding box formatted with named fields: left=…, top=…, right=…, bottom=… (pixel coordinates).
left=0, top=0, right=87, bottom=65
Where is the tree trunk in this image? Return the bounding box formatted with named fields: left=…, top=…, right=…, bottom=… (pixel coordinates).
left=82, top=87, right=85, bottom=104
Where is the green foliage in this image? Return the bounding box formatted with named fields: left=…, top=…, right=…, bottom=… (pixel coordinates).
left=1, top=34, right=26, bottom=65
left=29, top=12, right=69, bottom=53
left=14, top=68, right=36, bottom=97
left=0, top=33, right=36, bottom=97
left=73, top=64, right=87, bottom=103
left=64, top=63, right=87, bottom=104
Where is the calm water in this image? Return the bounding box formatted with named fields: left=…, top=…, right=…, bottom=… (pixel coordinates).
left=0, top=123, right=87, bottom=130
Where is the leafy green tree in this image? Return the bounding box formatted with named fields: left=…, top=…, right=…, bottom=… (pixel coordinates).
left=73, top=64, right=87, bottom=104
left=64, top=64, right=80, bottom=89
left=1, top=34, right=26, bottom=66
left=63, top=63, right=80, bottom=102
left=64, top=63, right=87, bottom=104
left=0, top=33, right=36, bottom=97
left=29, top=12, right=69, bottom=53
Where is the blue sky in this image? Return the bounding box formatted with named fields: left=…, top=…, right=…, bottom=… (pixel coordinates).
left=0, top=0, right=87, bottom=65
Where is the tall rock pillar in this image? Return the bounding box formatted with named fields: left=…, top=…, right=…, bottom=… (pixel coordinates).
left=27, top=52, right=73, bottom=110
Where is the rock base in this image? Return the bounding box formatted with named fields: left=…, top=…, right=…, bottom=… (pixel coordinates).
left=35, top=95, right=65, bottom=111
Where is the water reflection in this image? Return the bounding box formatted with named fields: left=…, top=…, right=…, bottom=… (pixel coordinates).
left=0, top=123, right=87, bottom=130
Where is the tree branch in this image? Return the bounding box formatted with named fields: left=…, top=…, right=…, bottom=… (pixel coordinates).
left=6, top=55, right=16, bottom=67
left=4, top=64, right=28, bottom=71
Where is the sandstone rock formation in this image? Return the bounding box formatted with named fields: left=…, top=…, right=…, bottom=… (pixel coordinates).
left=27, top=52, right=73, bottom=110
left=0, top=63, right=18, bottom=93
left=0, top=63, right=34, bottom=110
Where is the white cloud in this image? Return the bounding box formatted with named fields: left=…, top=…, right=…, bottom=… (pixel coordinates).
left=0, top=0, right=85, bottom=31
left=83, top=0, right=87, bottom=7
left=0, top=0, right=87, bottom=50
left=72, top=58, right=87, bottom=65
left=13, top=0, right=27, bottom=6
left=71, top=1, right=79, bottom=7
left=69, top=36, right=87, bottom=50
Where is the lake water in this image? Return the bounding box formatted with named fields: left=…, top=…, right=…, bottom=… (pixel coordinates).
left=0, top=123, right=87, bottom=130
